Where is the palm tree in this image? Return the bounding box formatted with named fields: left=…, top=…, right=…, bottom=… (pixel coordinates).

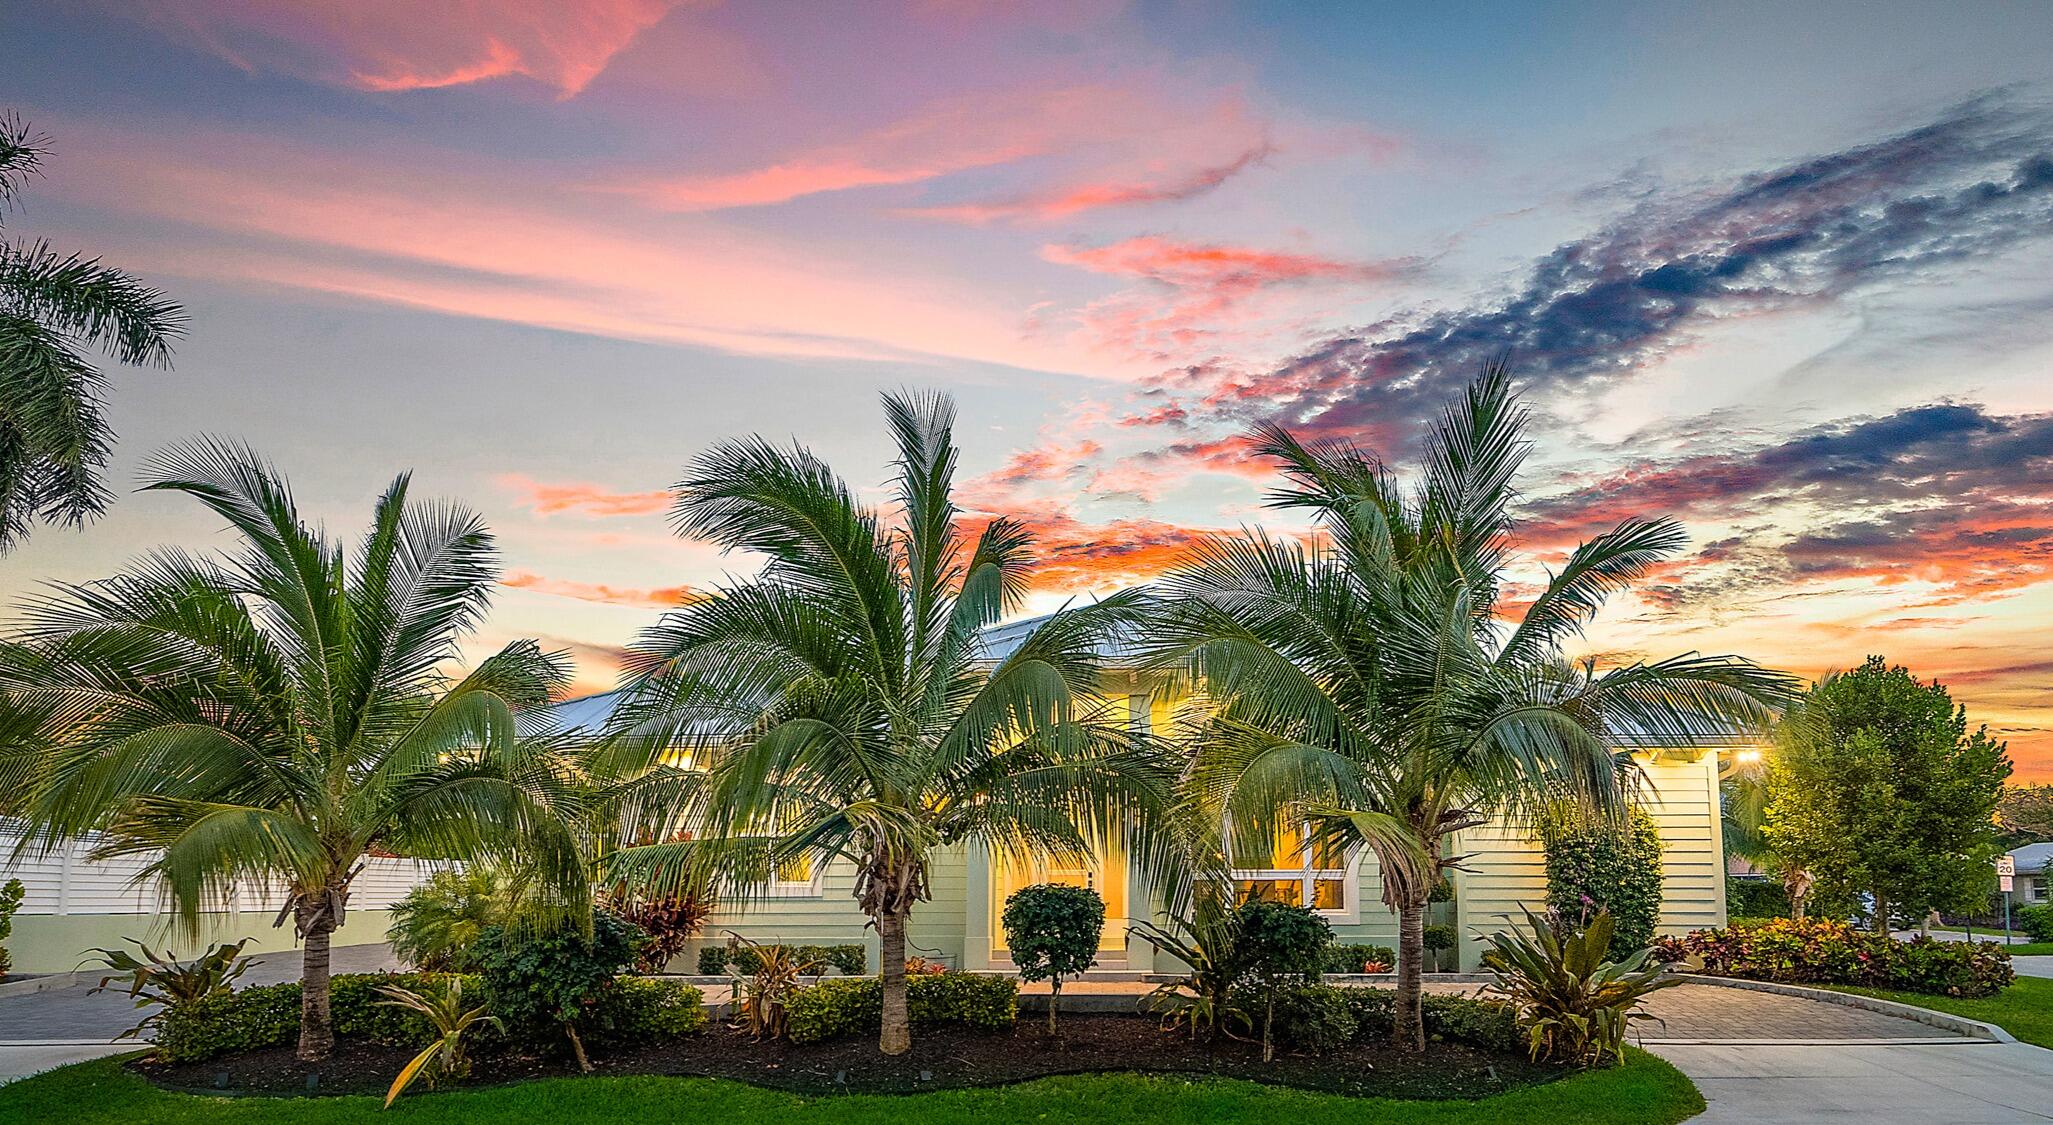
left=0, top=440, right=585, bottom=1060
left=593, top=391, right=1169, bottom=1055
left=0, top=113, right=188, bottom=551
left=1144, top=363, right=1796, bottom=1050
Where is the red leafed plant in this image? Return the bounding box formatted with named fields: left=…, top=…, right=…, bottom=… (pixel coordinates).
left=608, top=891, right=716, bottom=974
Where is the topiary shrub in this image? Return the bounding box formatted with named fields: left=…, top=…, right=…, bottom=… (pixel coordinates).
left=1321, top=944, right=1396, bottom=974
left=1232, top=900, right=1331, bottom=1061
left=2018, top=904, right=2053, bottom=944
left=785, top=971, right=1017, bottom=1044
left=1542, top=807, right=1665, bottom=958
left=1423, top=924, right=1459, bottom=970
left=470, top=910, right=643, bottom=1070
left=1002, top=883, right=1104, bottom=1033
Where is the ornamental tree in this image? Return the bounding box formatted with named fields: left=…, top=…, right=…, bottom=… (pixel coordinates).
left=1233, top=900, right=1331, bottom=1061
left=1765, top=656, right=2011, bottom=934
left=1002, top=882, right=1104, bottom=1034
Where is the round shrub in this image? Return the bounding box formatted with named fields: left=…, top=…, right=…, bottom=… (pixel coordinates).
left=1002, top=883, right=1103, bottom=1030
left=2018, top=904, right=2053, bottom=944
left=1543, top=808, right=1665, bottom=957
left=1233, top=900, right=1331, bottom=1060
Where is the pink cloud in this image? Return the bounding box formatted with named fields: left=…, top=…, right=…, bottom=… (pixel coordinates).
left=503, top=569, right=703, bottom=608
left=126, top=0, right=680, bottom=98
left=620, top=85, right=1270, bottom=213
left=498, top=474, right=672, bottom=518
left=915, top=143, right=1272, bottom=224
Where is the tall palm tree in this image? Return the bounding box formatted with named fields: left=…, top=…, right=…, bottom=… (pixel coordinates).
left=0, top=440, right=585, bottom=1060
left=0, top=113, right=188, bottom=551
left=1144, top=363, right=1796, bottom=1050
left=593, top=391, right=1169, bottom=1055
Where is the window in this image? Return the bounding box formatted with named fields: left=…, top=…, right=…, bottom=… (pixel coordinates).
left=1231, top=821, right=1355, bottom=918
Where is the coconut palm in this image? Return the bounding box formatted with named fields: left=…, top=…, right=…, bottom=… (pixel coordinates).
left=0, top=113, right=187, bottom=551
left=593, top=391, right=1169, bottom=1055
left=0, top=440, right=586, bottom=1060
left=1144, top=363, right=1796, bottom=1050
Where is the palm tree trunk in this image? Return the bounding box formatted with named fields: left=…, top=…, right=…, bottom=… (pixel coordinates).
left=877, top=906, right=911, bottom=1055
left=1394, top=895, right=1427, bottom=1052
left=297, top=913, right=336, bottom=1061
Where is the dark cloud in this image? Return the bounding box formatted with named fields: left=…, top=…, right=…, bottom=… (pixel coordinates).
left=1525, top=401, right=2053, bottom=607
left=1178, top=96, right=2053, bottom=449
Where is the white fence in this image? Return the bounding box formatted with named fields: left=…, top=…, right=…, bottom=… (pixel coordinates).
left=1, top=827, right=447, bottom=916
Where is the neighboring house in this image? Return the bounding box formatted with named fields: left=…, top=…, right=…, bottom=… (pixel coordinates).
left=2012, top=842, right=2052, bottom=905
left=0, top=616, right=1745, bottom=976
left=560, top=615, right=1743, bottom=974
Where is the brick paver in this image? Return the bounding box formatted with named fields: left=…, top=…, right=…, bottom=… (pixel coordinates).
left=1635, top=983, right=1962, bottom=1041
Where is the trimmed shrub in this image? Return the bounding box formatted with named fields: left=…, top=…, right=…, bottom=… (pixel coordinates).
left=1423, top=924, right=1459, bottom=970
left=2018, top=904, right=2053, bottom=944
left=1656, top=917, right=2014, bottom=997
left=697, top=942, right=866, bottom=977
left=785, top=971, right=1017, bottom=1044
left=1543, top=808, right=1664, bottom=958
left=600, top=977, right=710, bottom=1040
left=1265, top=985, right=1518, bottom=1053
left=1233, top=901, right=1330, bottom=1060
left=1321, top=943, right=1396, bottom=974
left=0, top=878, right=23, bottom=976
left=153, top=970, right=705, bottom=1063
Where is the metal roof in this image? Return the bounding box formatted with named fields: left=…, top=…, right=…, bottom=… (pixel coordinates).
left=2010, top=841, right=2053, bottom=875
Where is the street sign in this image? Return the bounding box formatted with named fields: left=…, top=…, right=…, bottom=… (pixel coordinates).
left=1998, top=855, right=2016, bottom=894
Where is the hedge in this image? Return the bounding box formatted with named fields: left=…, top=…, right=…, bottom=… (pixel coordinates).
left=154, top=972, right=707, bottom=1063
left=696, top=943, right=867, bottom=977
left=1320, top=944, right=1396, bottom=974
left=1544, top=808, right=1664, bottom=958
left=2018, top=904, right=2053, bottom=944
left=785, top=971, right=1017, bottom=1043
left=1725, top=877, right=1791, bottom=920
left=1266, top=985, right=1520, bottom=1053
left=1655, top=918, right=2014, bottom=997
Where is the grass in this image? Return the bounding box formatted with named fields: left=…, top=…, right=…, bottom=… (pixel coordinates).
left=1823, top=975, right=2053, bottom=1050
left=0, top=1052, right=1703, bottom=1125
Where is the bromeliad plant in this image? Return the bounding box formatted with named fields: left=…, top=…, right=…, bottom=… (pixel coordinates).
left=374, top=978, right=502, bottom=1108
left=1131, top=891, right=1252, bottom=1042
left=1481, top=907, right=1676, bottom=1068
left=85, top=938, right=256, bottom=1044
left=593, top=391, right=1171, bottom=1056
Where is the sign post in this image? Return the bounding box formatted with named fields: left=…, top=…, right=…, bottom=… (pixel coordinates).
left=1997, top=855, right=2016, bottom=945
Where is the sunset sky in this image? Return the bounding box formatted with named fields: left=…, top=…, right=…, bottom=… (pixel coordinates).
left=3, top=1, right=2050, bottom=778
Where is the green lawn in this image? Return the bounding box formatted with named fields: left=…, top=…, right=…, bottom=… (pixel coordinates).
left=0, top=1052, right=1702, bottom=1125
left=1825, top=975, right=2053, bottom=1049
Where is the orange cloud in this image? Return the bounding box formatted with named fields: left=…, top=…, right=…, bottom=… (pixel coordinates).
left=498, top=474, right=672, bottom=518
left=503, top=569, right=703, bottom=608
left=127, top=0, right=680, bottom=98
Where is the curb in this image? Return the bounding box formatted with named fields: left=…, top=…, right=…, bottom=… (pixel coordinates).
left=0, top=973, right=83, bottom=1000
left=1672, top=973, right=2017, bottom=1043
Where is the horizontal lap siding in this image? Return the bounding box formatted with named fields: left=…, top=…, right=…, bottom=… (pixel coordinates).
left=684, top=845, right=971, bottom=968
left=0, top=830, right=448, bottom=916
left=1452, top=750, right=1726, bottom=968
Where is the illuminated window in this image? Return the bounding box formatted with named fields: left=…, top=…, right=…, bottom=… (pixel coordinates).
left=773, top=853, right=815, bottom=886
left=1230, top=821, right=1355, bottom=916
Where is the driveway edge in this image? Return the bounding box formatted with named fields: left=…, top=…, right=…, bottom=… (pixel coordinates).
left=1672, top=973, right=2016, bottom=1043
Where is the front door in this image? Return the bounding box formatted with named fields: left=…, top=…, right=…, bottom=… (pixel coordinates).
left=991, top=842, right=1127, bottom=953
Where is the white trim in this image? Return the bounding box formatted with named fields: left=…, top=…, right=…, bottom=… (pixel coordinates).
left=1227, top=823, right=1363, bottom=924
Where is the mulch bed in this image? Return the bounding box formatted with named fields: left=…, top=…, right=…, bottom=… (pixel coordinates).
left=132, top=1015, right=1560, bottom=1100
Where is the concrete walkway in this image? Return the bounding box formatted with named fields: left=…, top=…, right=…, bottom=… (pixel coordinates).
left=1653, top=1040, right=2053, bottom=1123
left=0, top=943, right=401, bottom=1086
